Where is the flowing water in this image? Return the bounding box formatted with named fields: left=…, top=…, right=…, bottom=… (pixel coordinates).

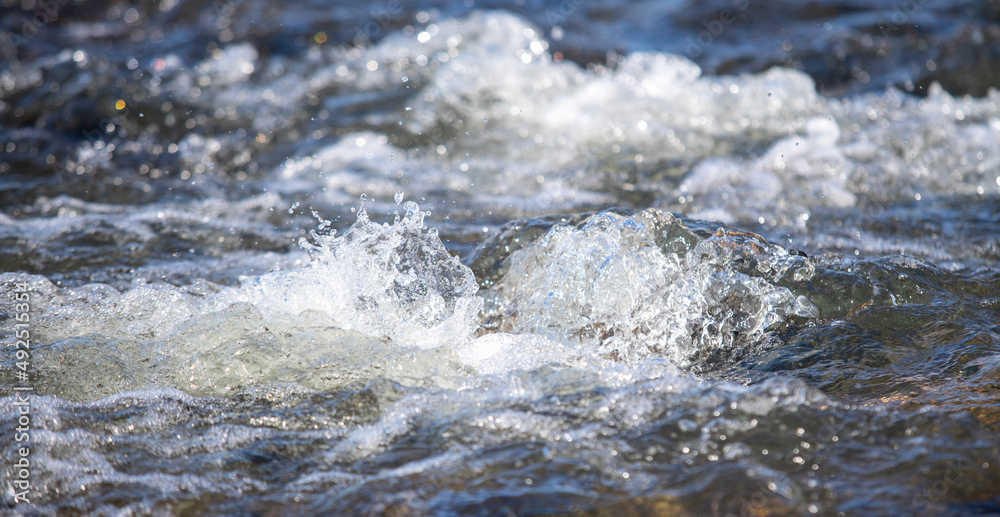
left=2, top=0, right=1000, bottom=515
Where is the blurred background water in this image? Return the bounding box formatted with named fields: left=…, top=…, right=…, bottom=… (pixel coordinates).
left=2, top=0, right=1000, bottom=515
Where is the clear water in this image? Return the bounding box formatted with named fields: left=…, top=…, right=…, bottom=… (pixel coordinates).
left=2, top=1, right=1000, bottom=515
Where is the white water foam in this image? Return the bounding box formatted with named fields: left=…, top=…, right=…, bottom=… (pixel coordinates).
left=0, top=198, right=483, bottom=399
left=489, top=209, right=817, bottom=366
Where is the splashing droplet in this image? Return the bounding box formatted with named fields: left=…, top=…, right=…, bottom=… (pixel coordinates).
left=358, top=193, right=368, bottom=219
left=394, top=192, right=405, bottom=224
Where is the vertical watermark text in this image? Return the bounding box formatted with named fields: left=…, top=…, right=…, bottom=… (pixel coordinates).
left=8, top=282, right=33, bottom=504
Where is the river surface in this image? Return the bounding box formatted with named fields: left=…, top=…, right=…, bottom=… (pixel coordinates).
left=2, top=0, right=1000, bottom=515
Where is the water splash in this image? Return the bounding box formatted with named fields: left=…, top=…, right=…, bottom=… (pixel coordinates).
left=238, top=196, right=482, bottom=349
left=487, top=209, right=817, bottom=366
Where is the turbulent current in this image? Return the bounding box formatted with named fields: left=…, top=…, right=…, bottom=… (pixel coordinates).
left=2, top=1, right=1000, bottom=515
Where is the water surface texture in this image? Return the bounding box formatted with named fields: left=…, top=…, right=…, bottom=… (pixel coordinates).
left=2, top=1, right=1000, bottom=515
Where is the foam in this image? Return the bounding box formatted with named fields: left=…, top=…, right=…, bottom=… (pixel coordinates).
left=0, top=200, right=483, bottom=399
left=223, top=198, right=482, bottom=348
left=488, top=209, right=817, bottom=366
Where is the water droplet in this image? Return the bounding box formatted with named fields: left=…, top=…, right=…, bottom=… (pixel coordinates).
left=394, top=192, right=405, bottom=224
left=357, top=194, right=368, bottom=219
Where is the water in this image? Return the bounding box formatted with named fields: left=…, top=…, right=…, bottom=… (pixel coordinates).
left=2, top=1, right=1000, bottom=515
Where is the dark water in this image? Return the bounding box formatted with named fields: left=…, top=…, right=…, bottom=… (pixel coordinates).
left=2, top=0, right=1000, bottom=515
